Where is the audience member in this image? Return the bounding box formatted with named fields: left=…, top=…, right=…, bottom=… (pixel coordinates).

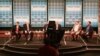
left=81, top=21, right=93, bottom=42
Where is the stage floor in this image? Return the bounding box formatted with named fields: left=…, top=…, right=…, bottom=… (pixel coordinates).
left=0, top=36, right=100, bottom=56
left=0, top=36, right=100, bottom=48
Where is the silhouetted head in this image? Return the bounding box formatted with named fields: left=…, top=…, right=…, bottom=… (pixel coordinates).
left=48, top=21, right=56, bottom=30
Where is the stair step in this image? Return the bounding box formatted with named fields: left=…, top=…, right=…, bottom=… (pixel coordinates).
left=59, top=46, right=85, bottom=52
left=2, top=48, right=38, bottom=56
left=62, top=49, right=86, bottom=54
left=5, top=45, right=38, bottom=53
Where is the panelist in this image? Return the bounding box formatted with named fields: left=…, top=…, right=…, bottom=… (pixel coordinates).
left=71, top=21, right=82, bottom=40
left=81, top=21, right=93, bottom=42
left=23, top=21, right=33, bottom=41
left=85, top=21, right=93, bottom=38
left=12, top=22, right=21, bottom=41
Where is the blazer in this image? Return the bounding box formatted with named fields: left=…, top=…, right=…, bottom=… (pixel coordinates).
left=12, top=25, right=21, bottom=32
left=23, top=24, right=32, bottom=31
left=86, top=25, right=93, bottom=35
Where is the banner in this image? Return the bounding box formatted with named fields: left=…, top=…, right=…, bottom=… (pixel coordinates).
left=13, top=0, right=29, bottom=26
left=31, top=0, right=47, bottom=27
left=0, top=0, right=12, bottom=27
left=83, top=0, right=98, bottom=27
left=48, top=0, right=64, bottom=27
left=65, top=0, right=82, bottom=27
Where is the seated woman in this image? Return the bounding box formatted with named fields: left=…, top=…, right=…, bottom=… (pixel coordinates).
left=71, top=21, right=82, bottom=40
left=23, top=21, right=33, bottom=41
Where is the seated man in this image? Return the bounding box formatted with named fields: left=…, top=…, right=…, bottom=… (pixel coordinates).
left=12, top=22, right=21, bottom=41
left=71, top=21, right=82, bottom=40
left=23, top=21, right=33, bottom=41
left=81, top=21, right=93, bottom=42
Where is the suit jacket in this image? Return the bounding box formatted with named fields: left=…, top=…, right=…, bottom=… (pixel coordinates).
left=23, top=24, right=31, bottom=31
left=86, top=25, right=93, bottom=35
left=12, top=25, right=21, bottom=33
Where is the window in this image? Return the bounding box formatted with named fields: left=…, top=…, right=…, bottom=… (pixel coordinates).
left=13, top=0, right=30, bottom=26
left=83, top=0, right=98, bottom=27
left=31, top=0, right=47, bottom=27
left=65, top=0, right=82, bottom=27
left=0, top=0, right=12, bottom=27
left=48, top=0, right=64, bottom=27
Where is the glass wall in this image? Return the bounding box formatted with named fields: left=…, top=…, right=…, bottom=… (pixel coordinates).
left=0, top=0, right=12, bottom=27
left=48, top=0, right=64, bottom=27
left=65, top=0, right=82, bottom=27
left=31, top=0, right=47, bottom=27
left=0, top=0, right=99, bottom=28
left=83, top=0, right=98, bottom=27
left=13, top=0, right=30, bottom=26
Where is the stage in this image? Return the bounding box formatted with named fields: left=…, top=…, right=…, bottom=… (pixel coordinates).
left=0, top=32, right=100, bottom=56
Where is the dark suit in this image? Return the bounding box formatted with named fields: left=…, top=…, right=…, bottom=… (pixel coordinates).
left=82, top=25, right=93, bottom=42
left=85, top=25, right=93, bottom=38
left=23, top=24, right=33, bottom=41
left=12, top=25, right=21, bottom=41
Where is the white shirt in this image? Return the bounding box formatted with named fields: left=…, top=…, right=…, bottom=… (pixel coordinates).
left=73, top=24, right=80, bottom=32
